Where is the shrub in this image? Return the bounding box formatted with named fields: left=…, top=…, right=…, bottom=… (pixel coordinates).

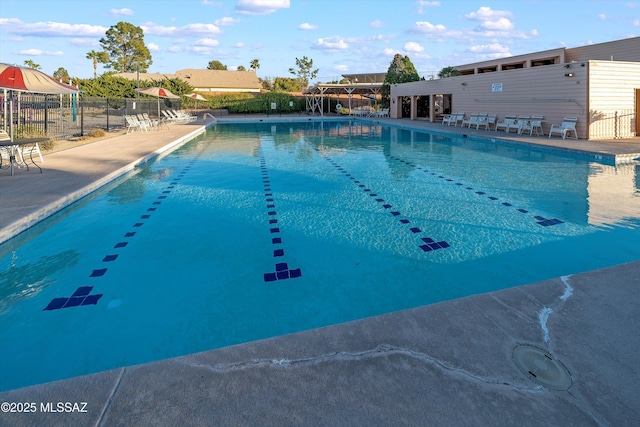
left=88, top=128, right=106, bottom=138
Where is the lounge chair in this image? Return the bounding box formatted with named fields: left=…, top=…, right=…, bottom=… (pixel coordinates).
left=171, top=110, right=197, bottom=122
left=495, top=115, right=517, bottom=132
left=477, top=114, right=497, bottom=130
left=0, top=129, right=11, bottom=165
left=462, top=114, right=479, bottom=128
left=519, top=115, right=544, bottom=136
left=161, top=110, right=179, bottom=123
left=549, top=117, right=578, bottom=139
left=137, top=114, right=158, bottom=130
left=507, top=115, right=529, bottom=133
left=452, top=112, right=465, bottom=127
left=125, top=115, right=148, bottom=133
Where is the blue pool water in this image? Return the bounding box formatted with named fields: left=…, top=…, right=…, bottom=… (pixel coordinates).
left=2, top=120, right=640, bottom=391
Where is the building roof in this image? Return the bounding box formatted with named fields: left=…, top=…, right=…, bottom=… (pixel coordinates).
left=175, top=69, right=261, bottom=90
left=115, top=69, right=261, bottom=91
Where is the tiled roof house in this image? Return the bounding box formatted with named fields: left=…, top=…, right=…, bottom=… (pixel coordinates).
left=117, top=69, right=262, bottom=93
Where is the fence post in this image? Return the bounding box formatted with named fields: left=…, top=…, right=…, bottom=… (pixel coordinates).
left=106, top=98, right=110, bottom=131
left=615, top=111, right=618, bottom=139
left=80, top=94, right=84, bottom=136
left=44, top=95, right=49, bottom=134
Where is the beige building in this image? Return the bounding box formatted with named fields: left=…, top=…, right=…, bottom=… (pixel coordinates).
left=390, top=37, right=640, bottom=140
left=117, top=69, right=262, bottom=93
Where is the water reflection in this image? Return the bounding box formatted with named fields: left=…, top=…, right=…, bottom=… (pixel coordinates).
left=0, top=250, right=80, bottom=314
left=587, top=162, right=640, bottom=227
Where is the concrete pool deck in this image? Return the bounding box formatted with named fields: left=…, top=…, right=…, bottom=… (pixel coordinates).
left=1, top=115, right=639, bottom=426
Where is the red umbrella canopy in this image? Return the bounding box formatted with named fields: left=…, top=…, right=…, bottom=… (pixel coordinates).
left=183, top=93, right=207, bottom=101
left=0, top=63, right=78, bottom=94
left=136, top=87, right=180, bottom=99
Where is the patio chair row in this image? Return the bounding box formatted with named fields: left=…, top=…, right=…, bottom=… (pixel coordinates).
left=441, top=113, right=577, bottom=139
left=162, top=109, right=197, bottom=124
left=352, top=107, right=389, bottom=118
left=125, top=114, right=161, bottom=133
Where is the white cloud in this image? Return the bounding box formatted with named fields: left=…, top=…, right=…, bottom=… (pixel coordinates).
left=233, top=42, right=245, bottom=48
left=299, top=23, right=318, bottom=30
left=598, top=13, right=606, bottom=20
left=141, top=22, right=222, bottom=37
left=464, top=7, right=537, bottom=39
left=634, top=19, right=640, bottom=26
left=215, top=17, right=239, bottom=26
left=334, top=64, right=348, bottom=72
left=68, top=38, right=98, bottom=47
left=109, top=8, right=134, bottom=16
left=370, top=20, right=385, bottom=28
left=235, top=0, right=290, bottom=15
left=465, top=7, right=514, bottom=31
left=194, top=38, right=220, bottom=47
left=19, top=48, right=64, bottom=56
left=404, top=41, right=424, bottom=52
left=467, top=43, right=510, bottom=54
left=202, top=0, right=222, bottom=6
left=311, top=36, right=349, bottom=51
left=412, top=21, right=448, bottom=35
left=382, top=47, right=400, bottom=56
left=0, top=18, right=106, bottom=37
left=148, top=43, right=160, bottom=51
left=417, top=1, right=440, bottom=14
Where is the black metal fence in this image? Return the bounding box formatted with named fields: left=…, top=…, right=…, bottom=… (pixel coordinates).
left=1, top=93, right=182, bottom=140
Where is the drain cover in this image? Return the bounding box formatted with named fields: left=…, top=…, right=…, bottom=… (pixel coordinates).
left=512, top=345, right=572, bottom=390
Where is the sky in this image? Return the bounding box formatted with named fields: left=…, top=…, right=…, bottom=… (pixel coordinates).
left=0, top=0, right=638, bottom=83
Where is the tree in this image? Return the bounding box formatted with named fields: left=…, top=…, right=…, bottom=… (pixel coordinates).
left=438, top=66, right=461, bottom=78
left=86, top=50, right=109, bottom=78
left=53, top=67, right=70, bottom=83
left=381, top=54, right=421, bottom=109
left=207, top=60, right=227, bottom=70
left=237, top=65, right=246, bottom=71
left=249, top=59, right=260, bottom=72
left=288, top=56, right=318, bottom=91
left=99, top=21, right=152, bottom=73
left=273, top=77, right=299, bottom=92
left=23, top=59, right=41, bottom=70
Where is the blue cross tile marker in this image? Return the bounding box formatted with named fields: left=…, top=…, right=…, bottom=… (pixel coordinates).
left=44, top=286, right=103, bottom=311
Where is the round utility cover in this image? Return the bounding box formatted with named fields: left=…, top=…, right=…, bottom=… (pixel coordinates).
left=512, top=345, right=572, bottom=390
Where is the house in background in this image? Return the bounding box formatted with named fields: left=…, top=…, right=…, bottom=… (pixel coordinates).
left=390, top=37, right=640, bottom=140
left=116, top=69, right=261, bottom=94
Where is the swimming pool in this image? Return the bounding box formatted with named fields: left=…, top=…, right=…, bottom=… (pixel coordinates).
left=2, top=120, right=640, bottom=391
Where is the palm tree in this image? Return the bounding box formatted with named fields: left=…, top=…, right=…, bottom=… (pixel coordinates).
left=86, top=50, right=108, bottom=79
left=250, top=59, right=260, bottom=72
left=438, top=66, right=461, bottom=78
left=23, top=59, right=41, bottom=70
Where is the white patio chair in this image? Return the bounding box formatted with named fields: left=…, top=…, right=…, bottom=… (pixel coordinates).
left=519, top=115, right=544, bottom=136
left=452, top=112, right=465, bottom=127
left=507, top=115, right=529, bottom=133
left=462, top=114, right=479, bottom=128
left=172, top=110, right=197, bottom=122
left=441, top=113, right=452, bottom=125
left=477, top=114, right=497, bottom=130
left=161, top=110, right=178, bottom=123
left=0, top=129, right=12, bottom=165
left=138, top=114, right=158, bottom=130
left=549, top=117, right=578, bottom=139
left=125, top=115, right=139, bottom=133
left=495, top=115, right=517, bottom=132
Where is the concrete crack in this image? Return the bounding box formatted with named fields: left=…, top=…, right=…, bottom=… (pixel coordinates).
left=178, top=344, right=541, bottom=391
left=538, top=275, right=574, bottom=344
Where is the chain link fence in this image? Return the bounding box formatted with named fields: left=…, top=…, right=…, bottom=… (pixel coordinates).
left=1, top=94, right=183, bottom=140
